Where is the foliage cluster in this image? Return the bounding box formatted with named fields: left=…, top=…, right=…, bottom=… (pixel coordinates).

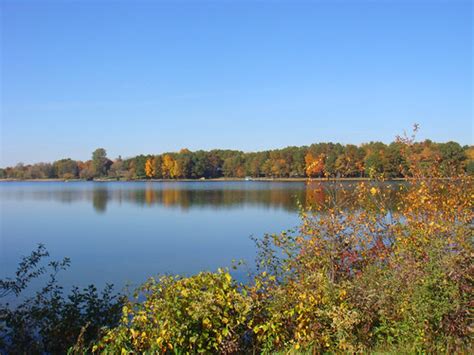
left=92, top=130, right=473, bottom=353
left=1, top=140, right=472, bottom=180
left=94, top=270, right=252, bottom=354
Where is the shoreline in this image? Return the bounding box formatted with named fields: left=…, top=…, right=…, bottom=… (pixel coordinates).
left=0, top=177, right=407, bottom=183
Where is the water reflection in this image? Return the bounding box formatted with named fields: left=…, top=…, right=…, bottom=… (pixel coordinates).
left=0, top=181, right=402, bottom=214
left=92, top=188, right=108, bottom=213
left=0, top=181, right=403, bottom=292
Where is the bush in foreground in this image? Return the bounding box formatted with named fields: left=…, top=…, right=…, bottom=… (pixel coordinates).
left=0, top=245, right=124, bottom=354
left=93, top=132, right=473, bottom=353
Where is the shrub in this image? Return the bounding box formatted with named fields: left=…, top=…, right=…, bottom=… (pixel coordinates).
left=0, top=245, right=123, bottom=354
left=245, top=129, right=473, bottom=352
left=94, top=270, right=252, bottom=353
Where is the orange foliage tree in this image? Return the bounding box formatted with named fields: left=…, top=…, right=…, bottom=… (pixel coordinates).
left=145, top=158, right=155, bottom=178
left=305, top=152, right=325, bottom=178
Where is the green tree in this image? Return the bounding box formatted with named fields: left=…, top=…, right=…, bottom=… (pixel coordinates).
left=133, top=155, right=148, bottom=179
left=363, top=142, right=387, bottom=177
left=92, top=148, right=111, bottom=177
left=191, top=151, right=211, bottom=178
left=438, top=141, right=465, bottom=175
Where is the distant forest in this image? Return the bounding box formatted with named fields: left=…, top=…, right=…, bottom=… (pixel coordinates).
left=1, top=140, right=473, bottom=180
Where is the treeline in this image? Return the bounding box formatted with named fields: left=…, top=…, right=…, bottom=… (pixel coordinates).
left=1, top=141, right=473, bottom=180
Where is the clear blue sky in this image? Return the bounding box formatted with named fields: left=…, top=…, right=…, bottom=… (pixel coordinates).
left=1, top=0, right=472, bottom=166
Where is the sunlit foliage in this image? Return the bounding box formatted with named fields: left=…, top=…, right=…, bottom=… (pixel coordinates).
left=90, top=128, right=473, bottom=353
left=1, top=140, right=471, bottom=180
left=94, top=270, right=251, bottom=353
left=145, top=158, right=155, bottom=178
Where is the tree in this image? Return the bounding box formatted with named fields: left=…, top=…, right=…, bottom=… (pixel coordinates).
left=438, top=141, right=465, bottom=175
left=53, top=159, right=79, bottom=179
left=384, top=142, right=406, bottom=178
left=363, top=142, right=387, bottom=178
left=465, top=146, right=474, bottom=175
left=223, top=155, right=245, bottom=178
left=145, top=158, right=155, bottom=178
left=305, top=152, right=325, bottom=178
left=133, top=155, right=148, bottom=179
left=172, top=149, right=193, bottom=178
left=92, top=148, right=111, bottom=177
left=161, top=154, right=175, bottom=179
left=335, top=145, right=365, bottom=177
left=108, top=156, right=125, bottom=180
left=152, top=156, right=163, bottom=179
left=79, top=161, right=95, bottom=180
left=191, top=151, right=211, bottom=178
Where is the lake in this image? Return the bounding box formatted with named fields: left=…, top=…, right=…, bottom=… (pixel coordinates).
left=1, top=181, right=312, bottom=294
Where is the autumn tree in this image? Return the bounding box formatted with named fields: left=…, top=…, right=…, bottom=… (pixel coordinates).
left=335, top=144, right=365, bottom=177
left=172, top=149, right=193, bottom=179
left=145, top=158, right=155, bottom=178
left=223, top=155, right=245, bottom=178
left=53, top=159, right=79, bottom=179
left=207, top=150, right=224, bottom=178
left=28, top=163, right=55, bottom=179
left=363, top=142, right=387, bottom=178
left=384, top=142, right=407, bottom=178
left=108, top=156, right=125, bottom=180
left=152, top=156, right=163, bottom=179
left=79, top=161, right=95, bottom=180
left=305, top=152, right=325, bottom=178
left=465, top=146, right=474, bottom=174
left=161, top=154, right=175, bottom=179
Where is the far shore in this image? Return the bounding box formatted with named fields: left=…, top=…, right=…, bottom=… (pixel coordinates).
left=0, top=177, right=407, bottom=183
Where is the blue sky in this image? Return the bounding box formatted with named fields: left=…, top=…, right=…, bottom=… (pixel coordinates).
left=1, top=0, right=472, bottom=166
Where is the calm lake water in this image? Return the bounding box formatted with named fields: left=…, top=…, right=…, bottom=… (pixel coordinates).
left=1, top=181, right=311, bottom=293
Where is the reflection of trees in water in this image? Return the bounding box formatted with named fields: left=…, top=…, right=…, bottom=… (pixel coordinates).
left=304, top=181, right=401, bottom=212
left=122, top=187, right=306, bottom=212
left=92, top=188, right=108, bottom=213
left=7, top=182, right=403, bottom=213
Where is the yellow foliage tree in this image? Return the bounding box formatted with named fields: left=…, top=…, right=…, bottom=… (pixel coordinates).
left=161, top=154, right=175, bottom=179
left=171, top=160, right=184, bottom=179
left=145, top=158, right=155, bottom=178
